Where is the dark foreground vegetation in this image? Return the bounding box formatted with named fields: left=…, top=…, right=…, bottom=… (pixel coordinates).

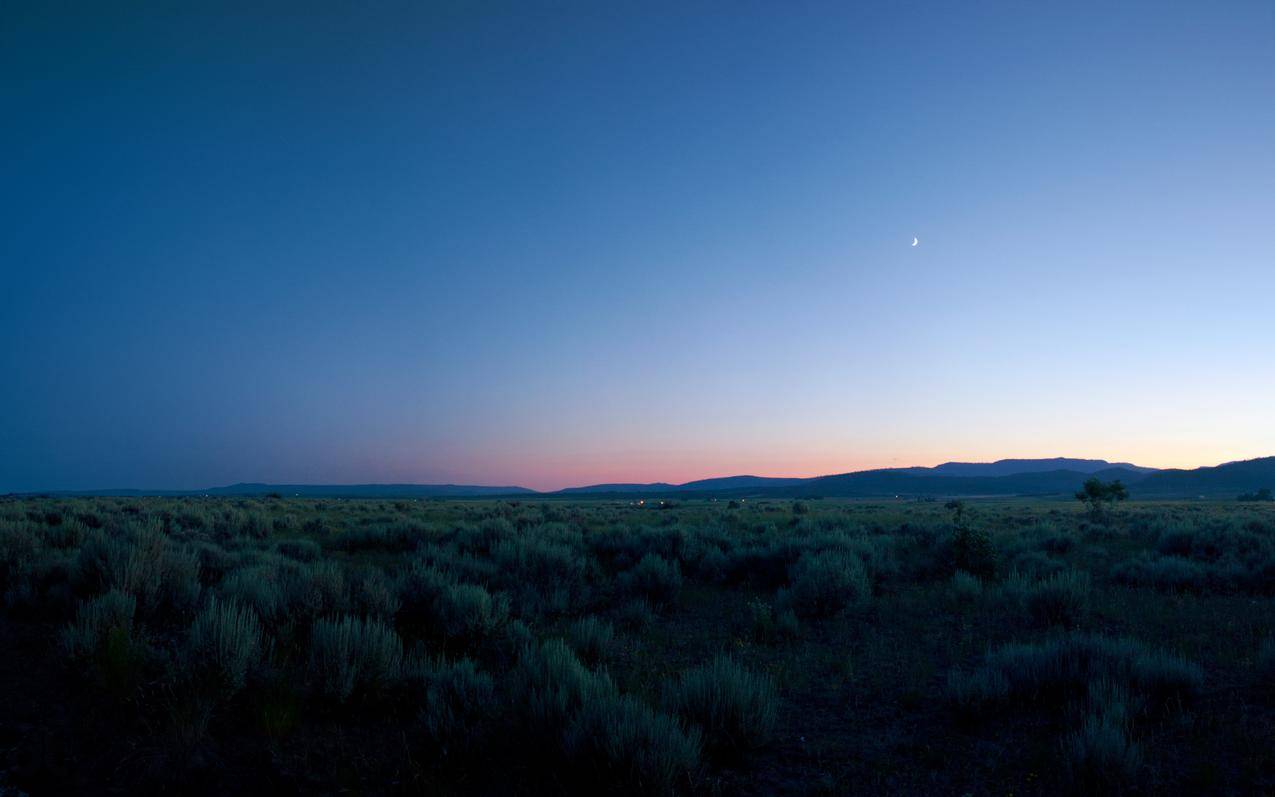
left=1, top=496, right=1274, bottom=794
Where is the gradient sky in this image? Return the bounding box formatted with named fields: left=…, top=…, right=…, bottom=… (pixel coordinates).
left=3, top=2, right=1274, bottom=492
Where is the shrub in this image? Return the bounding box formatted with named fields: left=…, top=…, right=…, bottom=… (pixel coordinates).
left=352, top=570, right=401, bottom=619
left=63, top=589, right=136, bottom=660
left=433, top=581, right=509, bottom=640
left=515, top=639, right=614, bottom=739
left=566, top=616, right=615, bottom=666
left=63, top=590, right=141, bottom=692
left=946, top=633, right=1202, bottom=713
left=748, top=598, right=799, bottom=643
left=946, top=667, right=1010, bottom=717
left=564, top=691, right=701, bottom=794
left=780, top=550, right=870, bottom=618
left=1004, top=570, right=1091, bottom=629
left=491, top=535, right=590, bottom=615
left=1062, top=714, right=1141, bottom=791
left=952, top=524, right=997, bottom=579
left=308, top=615, right=404, bottom=702
left=951, top=570, right=983, bottom=605
left=666, top=655, right=777, bottom=757
left=615, top=599, right=655, bottom=631
left=275, top=538, right=321, bottom=562
left=1259, top=637, right=1275, bottom=682
left=418, top=657, right=497, bottom=757
left=511, top=639, right=699, bottom=791
left=74, top=524, right=202, bottom=621
left=186, top=598, right=266, bottom=695
left=619, top=554, right=682, bottom=608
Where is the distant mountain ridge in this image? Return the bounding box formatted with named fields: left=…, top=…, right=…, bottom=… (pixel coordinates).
left=16, top=457, right=1275, bottom=499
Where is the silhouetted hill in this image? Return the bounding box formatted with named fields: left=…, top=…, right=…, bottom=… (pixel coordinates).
left=22, top=457, right=1270, bottom=500
left=926, top=458, right=1157, bottom=477
left=762, top=466, right=1150, bottom=499
left=558, top=475, right=803, bottom=495
left=557, top=482, right=678, bottom=494
left=1131, top=457, right=1275, bottom=497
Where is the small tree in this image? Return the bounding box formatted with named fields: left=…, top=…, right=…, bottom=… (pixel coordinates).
left=1075, top=478, right=1128, bottom=519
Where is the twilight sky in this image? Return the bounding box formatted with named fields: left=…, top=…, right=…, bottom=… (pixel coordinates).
left=3, top=2, right=1274, bottom=492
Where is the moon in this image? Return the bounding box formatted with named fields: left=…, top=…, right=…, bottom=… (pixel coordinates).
left=911, top=237, right=919, bottom=247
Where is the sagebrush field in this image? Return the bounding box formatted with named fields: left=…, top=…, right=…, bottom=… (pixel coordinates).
left=1, top=496, right=1273, bottom=794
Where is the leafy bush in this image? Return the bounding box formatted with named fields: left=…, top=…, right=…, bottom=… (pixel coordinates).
left=308, top=614, right=404, bottom=702
left=666, top=655, right=777, bottom=757
left=779, top=550, right=870, bottom=618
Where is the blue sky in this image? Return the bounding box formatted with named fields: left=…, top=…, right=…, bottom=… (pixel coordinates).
left=3, top=1, right=1273, bottom=491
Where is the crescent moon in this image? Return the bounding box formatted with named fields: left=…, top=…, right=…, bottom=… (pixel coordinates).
left=911, top=237, right=919, bottom=247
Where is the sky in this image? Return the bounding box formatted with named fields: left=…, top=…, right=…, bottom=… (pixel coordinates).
left=3, top=1, right=1274, bottom=492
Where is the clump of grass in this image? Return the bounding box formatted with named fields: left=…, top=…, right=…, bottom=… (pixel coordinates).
left=665, top=655, right=777, bottom=758
left=308, top=614, right=404, bottom=703
left=779, top=550, right=870, bottom=618
left=186, top=597, right=266, bottom=696
left=565, top=616, right=615, bottom=666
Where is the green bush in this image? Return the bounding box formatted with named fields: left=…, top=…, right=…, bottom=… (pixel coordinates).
left=417, top=657, right=497, bottom=757
left=564, top=691, right=701, bottom=794
left=950, top=570, right=983, bottom=605
left=619, top=554, right=682, bottom=608
left=1062, top=713, right=1141, bottom=791
left=1000, top=570, right=1090, bottom=628
left=186, top=598, right=266, bottom=695
left=947, top=633, right=1202, bottom=712
left=566, top=616, right=615, bottom=666
left=308, top=614, right=404, bottom=702
left=63, top=589, right=136, bottom=660
left=433, top=581, right=509, bottom=640
left=666, top=655, right=777, bottom=757
left=275, top=538, right=321, bottom=562
left=779, top=550, right=870, bottom=618
left=63, top=590, right=142, bottom=692
left=952, top=524, right=997, bottom=579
